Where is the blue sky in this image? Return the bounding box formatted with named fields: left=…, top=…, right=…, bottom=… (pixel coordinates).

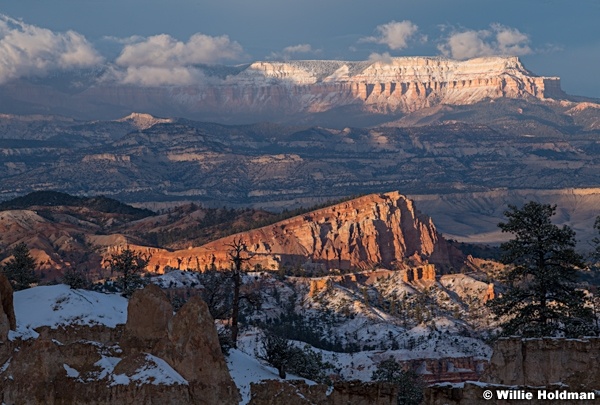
left=1, top=0, right=599, bottom=97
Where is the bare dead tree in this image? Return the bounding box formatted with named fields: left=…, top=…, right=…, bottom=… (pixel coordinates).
left=227, top=237, right=255, bottom=347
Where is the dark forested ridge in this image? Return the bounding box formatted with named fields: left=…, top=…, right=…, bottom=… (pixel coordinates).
left=0, top=191, right=155, bottom=219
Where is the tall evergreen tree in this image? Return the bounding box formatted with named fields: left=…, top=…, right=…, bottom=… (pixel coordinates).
left=488, top=202, right=594, bottom=337
left=105, top=247, right=149, bottom=297
left=2, top=242, right=38, bottom=290
left=371, top=357, right=424, bottom=405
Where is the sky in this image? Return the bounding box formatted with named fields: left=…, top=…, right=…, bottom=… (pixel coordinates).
left=1, top=0, right=599, bottom=97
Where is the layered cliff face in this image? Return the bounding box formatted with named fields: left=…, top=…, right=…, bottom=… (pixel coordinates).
left=482, top=337, right=600, bottom=389
left=0, top=56, right=569, bottom=122
left=166, top=56, right=564, bottom=116
left=424, top=337, right=600, bottom=404
left=145, top=191, right=464, bottom=273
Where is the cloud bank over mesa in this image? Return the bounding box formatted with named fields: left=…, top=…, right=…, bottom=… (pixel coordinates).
left=359, top=20, right=421, bottom=51
left=105, top=33, right=245, bottom=86
left=115, top=34, right=244, bottom=67
left=438, top=24, right=532, bottom=60
left=0, top=4, right=597, bottom=97
left=0, top=14, right=102, bottom=84
left=0, top=0, right=598, bottom=97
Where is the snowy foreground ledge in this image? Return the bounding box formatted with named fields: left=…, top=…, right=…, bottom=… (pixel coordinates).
left=6, top=284, right=292, bottom=404
left=11, top=284, right=128, bottom=340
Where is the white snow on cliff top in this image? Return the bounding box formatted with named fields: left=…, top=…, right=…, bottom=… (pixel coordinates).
left=11, top=284, right=127, bottom=340
left=206, top=55, right=542, bottom=86
left=9, top=283, right=308, bottom=404
left=227, top=348, right=316, bottom=405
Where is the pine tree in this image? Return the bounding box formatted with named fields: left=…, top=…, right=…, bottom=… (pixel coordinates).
left=488, top=202, right=595, bottom=337
left=62, top=267, right=91, bottom=290
left=259, top=333, right=292, bottom=378
left=371, top=357, right=424, bottom=405
left=105, top=247, right=149, bottom=297
left=2, top=242, right=38, bottom=290
left=259, top=333, right=332, bottom=382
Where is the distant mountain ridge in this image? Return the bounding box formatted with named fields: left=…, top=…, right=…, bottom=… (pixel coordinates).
left=0, top=56, right=591, bottom=125
left=0, top=191, right=155, bottom=219
left=1, top=107, right=600, bottom=208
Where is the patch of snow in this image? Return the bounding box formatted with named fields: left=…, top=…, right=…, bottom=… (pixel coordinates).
left=227, top=349, right=282, bottom=405
left=0, top=357, right=11, bottom=373
left=151, top=270, right=202, bottom=289
left=12, top=285, right=127, bottom=339
left=8, top=328, right=38, bottom=341
left=111, top=373, right=130, bottom=385
left=63, top=364, right=80, bottom=378
left=94, top=356, right=122, bottom=380
left=112, top=354, right=188, bottom=386
left=227, top=348, right=316, bottom=405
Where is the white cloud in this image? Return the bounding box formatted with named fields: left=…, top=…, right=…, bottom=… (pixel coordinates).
left=105, top=66, right=208, bottom=87
left=101, top=35, right=145, bottom=45
left=268, top=43, right=319, bottom=60
left=103, top=32, right=245, bottom=86
left=368, top=52, right=394, bottom=64
left=360, top=20, right=420, bottom=51
left=0, top=14, right=103, bottom=83
left=115, top=33, right=244, bottom=67
left=438, top=24, right=532, bottom=60
left=492, top=24, right=532, bottom=56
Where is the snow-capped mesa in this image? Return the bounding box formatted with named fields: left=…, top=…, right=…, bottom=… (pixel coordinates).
left=1, top=56, right=578, bottom=125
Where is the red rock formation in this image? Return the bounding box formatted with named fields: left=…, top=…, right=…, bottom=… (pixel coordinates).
left=0, top=273, right=15, bottom=332
left=145, top=191, right=464, bottom=273
left=166, top=296, right=239, bottom=403
left=123, top=284, right=172, bottom=348
left=402, top=264, right=436, bottom=283
left=426, top=338, right=600, bottom=404
left=402, top=356, right=487, bottom=384
left=484, top=283, right=496, bottom=302
left=0, top=285, right=240, bottom=404
left=308, top=278, right=332, bottom=297
left=124, top=286, right=240, bottom=405
left=482, top=337, right=600, bottom=389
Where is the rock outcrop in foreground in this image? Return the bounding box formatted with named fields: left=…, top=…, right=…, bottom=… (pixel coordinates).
left=0, top=285, right=239, bottom=404
left=482, top=337, right=600, bottom=389
left=0, top=274, right=15, bottom=340
left=145, top=191, right=465, bottom=273
left=424, top=337, right=600, bottom=404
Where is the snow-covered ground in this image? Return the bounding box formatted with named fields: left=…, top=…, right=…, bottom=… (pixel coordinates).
left=11, top=284, right=128, bottom=340
left=9, top=270, right=496, bottom=403
left=226, top=349, right=315, bottom=405
left=151, top=270, right=203, bottom=289
left=9, top=283, right=314, bottom=404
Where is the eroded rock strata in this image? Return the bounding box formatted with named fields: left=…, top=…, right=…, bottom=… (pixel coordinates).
left=2, top=56, right=567, bottom=121
left=143, top=191, right=465, bottom=273
left=424, top=337, right=600, bottom=404
left=0, top=285, right=240, bottom=405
